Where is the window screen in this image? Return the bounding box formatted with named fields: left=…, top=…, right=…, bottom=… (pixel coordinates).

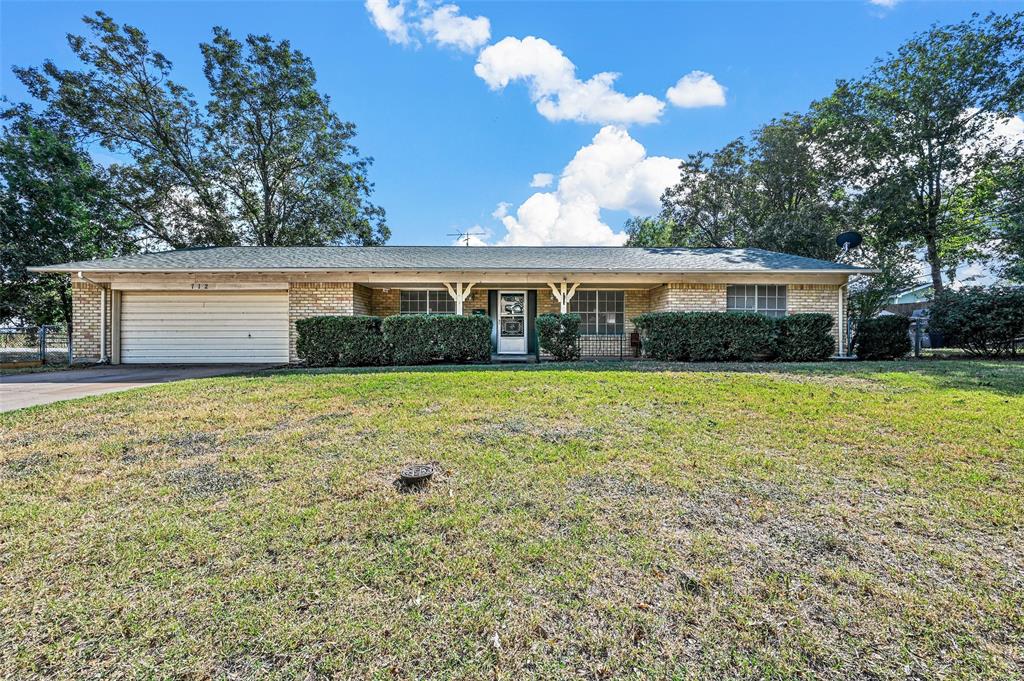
left=726, top=285, right=787, bottom=318
left=400, top=290, right=456, bottom=314
left=569, top=290, right=624, bottom=335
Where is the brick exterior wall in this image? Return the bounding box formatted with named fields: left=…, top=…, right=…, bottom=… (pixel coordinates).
left=370, top=288, right=400, bottom=317
left=649, top=283, right=728, bottom=312
left=353, top=284, right=373, bottom=315
left=288, top=282, right=356, bottom=361
left=71, top=281, right=111, bottom=363
left=787, top=283, right=844, bottom=352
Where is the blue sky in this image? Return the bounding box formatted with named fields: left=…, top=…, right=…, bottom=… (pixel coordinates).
left=1, top=0, right=1017, bottom=248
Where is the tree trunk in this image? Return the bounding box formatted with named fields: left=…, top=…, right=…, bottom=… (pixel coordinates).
left=924, top=234, right=944, bottom=296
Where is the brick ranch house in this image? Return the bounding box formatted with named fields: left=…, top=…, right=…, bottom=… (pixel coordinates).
left=30, top=246, right=874, bottom=364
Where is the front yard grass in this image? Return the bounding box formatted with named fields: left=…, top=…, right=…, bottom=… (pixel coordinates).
left=1, top=360, right=1022, bottom=679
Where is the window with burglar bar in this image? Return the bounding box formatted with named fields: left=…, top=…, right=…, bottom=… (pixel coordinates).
left=400, top=290, right=456, bottom=314
left=726, top=284, right=787, bottom=318
left=569, top=290, right=624, bottom=335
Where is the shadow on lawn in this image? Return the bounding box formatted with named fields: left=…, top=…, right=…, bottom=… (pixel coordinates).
left=266, top=358, right=1024, bottom=398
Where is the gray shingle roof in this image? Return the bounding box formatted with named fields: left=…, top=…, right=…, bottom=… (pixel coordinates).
left=30, top=246, right=871, bottom=273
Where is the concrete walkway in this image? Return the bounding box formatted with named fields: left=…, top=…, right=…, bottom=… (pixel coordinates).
left=0, top=365, right=270, bottom=412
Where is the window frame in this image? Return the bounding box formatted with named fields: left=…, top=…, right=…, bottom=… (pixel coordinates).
left=569, top=289, right=625, bottom=336
left=726, top=284, right=788, bottom=318
left=399, top=289, right=456, bottom=315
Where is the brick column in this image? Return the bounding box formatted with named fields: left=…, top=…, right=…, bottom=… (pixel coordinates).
left=71, top=280, right=111, bottom=364
left=288, top=282, right=356, bottom=362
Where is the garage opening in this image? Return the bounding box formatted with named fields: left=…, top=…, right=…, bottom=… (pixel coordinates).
left=119, top=291, right=289, bottom=364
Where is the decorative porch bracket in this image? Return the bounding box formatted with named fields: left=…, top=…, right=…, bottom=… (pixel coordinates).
left=547, top=282, right=580, bottom=314
left=443, top=281, right=477, bottom=315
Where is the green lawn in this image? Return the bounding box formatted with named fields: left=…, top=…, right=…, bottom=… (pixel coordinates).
left=2, top=361, right=1022, bottom=679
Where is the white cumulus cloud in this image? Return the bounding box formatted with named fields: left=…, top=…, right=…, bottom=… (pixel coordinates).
left=530, top=172, right=554, bottom=188
left=497, top=126, right=681, bottom=245
left=475, top=36, right=665, bottom=125
left=365, top=0, right=412, bottom=45
left=666, top=70, right=727, bottom=108
left=868, top=0, right=899, bottom=8
left=419, top=4, right=490, bottom=52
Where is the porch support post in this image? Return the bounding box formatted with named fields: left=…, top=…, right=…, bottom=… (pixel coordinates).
left=547, top=281, right=579, bottom=313
left=444, top=281, right=477, bottom=315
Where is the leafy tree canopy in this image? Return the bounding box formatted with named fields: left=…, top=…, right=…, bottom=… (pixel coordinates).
left=623, top=216, right=674, bottom=247
left=812, top=11, right=1024, bottom=294
left=0, top=107, right=135, bottom=328
left=15, top=11, right=388, bottom=250
left=658, top=114, right=847, bottom=261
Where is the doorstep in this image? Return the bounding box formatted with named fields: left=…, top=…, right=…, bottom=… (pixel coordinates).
left=491, top=354, right=536, bottom=364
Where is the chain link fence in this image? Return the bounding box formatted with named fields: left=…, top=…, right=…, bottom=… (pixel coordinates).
left=0, top=326, right=71, bottom=366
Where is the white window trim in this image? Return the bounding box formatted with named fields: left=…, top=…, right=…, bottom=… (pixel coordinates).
left=569, top=289, right=626, bottom=336
left=726, top=284, right=788, bottom=317
left=400, top=289, right=456, bottom=315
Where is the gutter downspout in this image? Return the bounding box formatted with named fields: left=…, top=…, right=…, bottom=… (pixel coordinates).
left=838, top=282, right=848, bottom=357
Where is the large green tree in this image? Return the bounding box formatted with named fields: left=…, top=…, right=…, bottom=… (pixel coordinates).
left=658, top=114, right=847, bottom=261
left=15, top=12, right=388, bottom=249
left=813, top=12, right=1024, bottom=295
left=0, top=108, right=134, bottom=329
left=623, top=216, right=674, bottom=247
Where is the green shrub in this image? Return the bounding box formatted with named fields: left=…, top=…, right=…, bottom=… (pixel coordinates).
left=854, top=315, right=911, bottom=360
left=633, top=311, right=778, bottom=362
left=381, top=315, right=434, bottom=365
left=431, top=314, right=493, bottom=363
left=381, top=314, right=491, bottom=365
left=777, top=313, right=835, bottom=361
left=536, top=313, right=581, bottom=361
left=929, top=286, right=1024, bottom=357
left=295, top=315, right=388, bottom=367
left=632, top=312, right=692, bottom=361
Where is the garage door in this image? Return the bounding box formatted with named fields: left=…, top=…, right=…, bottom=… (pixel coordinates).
left=120, top=291, right=289, bottom=364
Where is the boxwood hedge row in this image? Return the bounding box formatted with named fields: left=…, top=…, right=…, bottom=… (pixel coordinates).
left=633, top=311, right=835, bottom=362
left=296, top=314, right=491, bottom=367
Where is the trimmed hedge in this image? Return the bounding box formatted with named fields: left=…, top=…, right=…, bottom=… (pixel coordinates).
left=633, top=311, right=836, bottom=362
left=536, top=313, right=581, bottom=361
left=296, top=313, right=491, bottom=367
left=854, top=315, right=911, bottom=360
left=688, top=312, right=777, bottom=362
left=631, top=312, right=689, bottom=361
left=381, top=314, right=492, bottom=365
left=777, top=313, right=835, bottom=362
left=295, top=315, right=388, bottom=367
left=633, top=311, right=780, bottom=362
left=928, top=286, right=1024, bottom=357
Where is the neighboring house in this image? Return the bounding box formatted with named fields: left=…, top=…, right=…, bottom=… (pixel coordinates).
left=29, top=246, right=874, bottom=364
left=883, top=282, right=933, bottom=316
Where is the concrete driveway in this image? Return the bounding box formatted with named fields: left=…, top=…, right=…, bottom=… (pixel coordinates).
left=0, top=365, right=272, bottom=412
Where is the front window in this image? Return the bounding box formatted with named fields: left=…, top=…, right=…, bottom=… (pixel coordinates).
left=570, top=290, right=624, bottom=335
left=400, top=290, right=455, bottom=314
left=726, top=284, right=787, bottom=318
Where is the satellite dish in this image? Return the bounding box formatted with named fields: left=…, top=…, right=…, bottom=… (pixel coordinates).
left=835, top=231, right=863, bottom=251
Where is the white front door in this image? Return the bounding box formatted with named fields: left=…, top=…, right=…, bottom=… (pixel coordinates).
left=497, top=291, right=527, bottom=354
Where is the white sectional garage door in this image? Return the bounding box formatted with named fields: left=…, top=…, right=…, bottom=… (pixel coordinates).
left=120, top=291, right=289, bottom=364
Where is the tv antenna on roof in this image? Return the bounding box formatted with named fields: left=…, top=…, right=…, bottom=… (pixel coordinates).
left=447, top=230, right=486, bottom=247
